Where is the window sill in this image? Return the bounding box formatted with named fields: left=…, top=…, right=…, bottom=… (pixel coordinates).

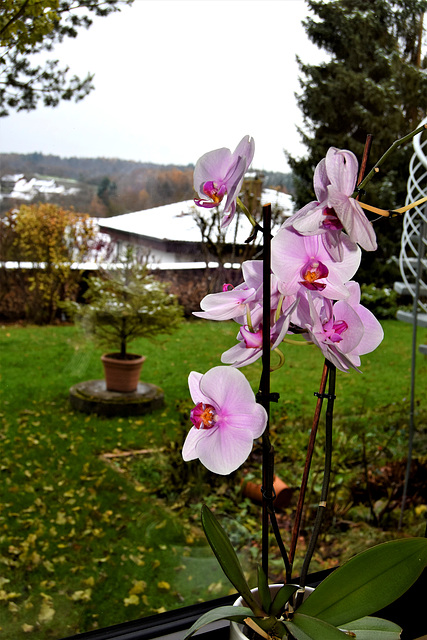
left=62, top=568, right=427, bottom=640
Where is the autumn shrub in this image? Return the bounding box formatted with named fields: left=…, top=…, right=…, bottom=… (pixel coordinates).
left=0, top=204, right=101, bottom=323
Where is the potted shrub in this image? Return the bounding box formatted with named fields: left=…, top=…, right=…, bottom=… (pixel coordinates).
left=66, top=251, right=182, bottom=392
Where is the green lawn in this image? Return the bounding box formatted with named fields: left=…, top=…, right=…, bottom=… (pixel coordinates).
left=0, top=320, right=426, bottom=638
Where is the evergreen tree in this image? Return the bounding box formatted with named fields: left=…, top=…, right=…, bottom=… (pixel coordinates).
left=288, top=0, right=427, bottom=285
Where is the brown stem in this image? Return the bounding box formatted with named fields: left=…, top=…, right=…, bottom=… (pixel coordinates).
left=288, top=361, right=329, bottom=567
left=362, top=433, right=379, bottom=527
left=298, top=364, right=336, bottom=591
left=356, top=124, right=427, bottom=193
left=356, top=134, right=373, bottom=198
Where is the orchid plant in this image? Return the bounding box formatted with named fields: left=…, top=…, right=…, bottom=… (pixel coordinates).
left=183, top=130, right=427, bottom=640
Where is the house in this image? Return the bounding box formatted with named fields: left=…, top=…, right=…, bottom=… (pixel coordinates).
left=98, top=188, right=294, bottom=269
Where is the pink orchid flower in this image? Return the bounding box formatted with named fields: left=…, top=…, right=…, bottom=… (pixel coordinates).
left=182, top=366, right=267, bottom=475
left=294, top=284, right=383, bottom=372
left=193, top=135, right=255, bottom=228
left=290, top=148, right=377, bottom=256
left=271, top=227, right=361, bottom=300
left=221, top=299, right=298, bottom=368
left=193, top=283, right=258, bottom=322
left=193, top=260, right=281, bottom=323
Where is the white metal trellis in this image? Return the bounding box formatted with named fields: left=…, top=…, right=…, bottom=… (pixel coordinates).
left=398, top=119, right=427, bottom=530
left=399, top=117, right=427, bottom=313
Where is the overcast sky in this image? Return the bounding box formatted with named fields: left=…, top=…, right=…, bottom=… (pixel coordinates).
left=0, top=0, right=328, bottom=173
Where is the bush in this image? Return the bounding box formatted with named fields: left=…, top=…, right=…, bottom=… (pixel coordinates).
left=360, top=284, right=400, bottom=319
left=0, top=204, right=100, bottom=323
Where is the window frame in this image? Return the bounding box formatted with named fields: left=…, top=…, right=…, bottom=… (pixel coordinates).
left=61, top=567, right=427, bottom=640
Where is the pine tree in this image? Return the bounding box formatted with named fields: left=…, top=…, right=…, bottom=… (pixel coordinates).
left=288, top=0, right=427, bottom=285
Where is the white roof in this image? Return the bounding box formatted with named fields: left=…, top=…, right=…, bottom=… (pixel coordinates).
left=99, top=189, right=294, bottom=244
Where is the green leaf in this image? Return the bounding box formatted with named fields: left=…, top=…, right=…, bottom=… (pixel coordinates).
left=297, top=537, right=427, bottom=626
left=201, top=505, right=264, bottom=616
left=340, top=616, right=402, bottom=640
left=257, top=565, right=271, bottom=613
left=182, top=605, right=253, bottom=639
left=269, top=584, right=299, bottom=617
left=284, top=613, right=348, bottom=640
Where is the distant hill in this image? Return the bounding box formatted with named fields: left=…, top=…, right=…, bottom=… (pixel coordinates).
left=0, top=152, right=194, bottom=182
left=0, top=153, right=294, bottom=217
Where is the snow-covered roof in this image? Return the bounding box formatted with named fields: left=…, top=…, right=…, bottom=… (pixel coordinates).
left=0, top=176, right=80, bottom=201
left=99, top=189, right=294, bottom=244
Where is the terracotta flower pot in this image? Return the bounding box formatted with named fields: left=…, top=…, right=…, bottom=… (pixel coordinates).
left=241, top=475, right=293, bottom=510
left=101, top=353, right=146, bottom=393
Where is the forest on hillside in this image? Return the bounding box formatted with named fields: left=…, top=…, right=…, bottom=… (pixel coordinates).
left=0, top=153, right=294, bottom=217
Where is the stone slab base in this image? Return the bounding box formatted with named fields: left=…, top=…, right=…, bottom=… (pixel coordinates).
left=69, top=380, right=164, bottom=417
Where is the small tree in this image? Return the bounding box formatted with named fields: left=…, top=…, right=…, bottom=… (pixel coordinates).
left=67, top=252, right=183, bottom=358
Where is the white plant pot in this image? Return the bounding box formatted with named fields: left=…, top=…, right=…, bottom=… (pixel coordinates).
left=229, top=584, right=314, bottom=640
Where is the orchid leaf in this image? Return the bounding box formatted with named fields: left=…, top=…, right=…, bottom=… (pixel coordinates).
left=257, top=565, right=271, bottom=613
left=297, top=537, right=427, bottom=627
left=284, top=612, right=348, bottom=639
left=182, top=605, right=253, bottom=639
left=340, top=616, right=402, bottom=639
left=201, top=505, right=264, bottom=616
left=269, top=584, right=299, bottom=617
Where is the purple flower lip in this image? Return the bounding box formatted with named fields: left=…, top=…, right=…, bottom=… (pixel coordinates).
left=323, top=319, right=348, bottom=343
left=240, top=325, right=263, bottom=349
left=190, top=402, right=217, bottom=430
left=299, top=258, right=329, bottom=291
left=322, top=207, right=343, bottom=231
left=195, top=181, right=228, bottom=208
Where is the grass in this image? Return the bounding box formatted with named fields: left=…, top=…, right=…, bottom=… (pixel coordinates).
left=0, top=320, right=426, bottom=638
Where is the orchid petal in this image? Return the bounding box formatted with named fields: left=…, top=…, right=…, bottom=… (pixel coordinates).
left=193, top=287, right=257, bottom=321
left=193, top=423, right=254, bottom=475
left=292, top=203, right=326, bottom=236
left=182, top=426, right=212, bottom=461
left=313, top=157, right=330, bottom=201
left=326, top=148, right=358, bottom=196
left=233, top=135, right=255, bottom=167
left=221, top=343, right=262, bottom=368
left=199, top=366, right=258, bottom=410
left=328, top=188, right=377, bottom=251
left=193, top=148, right=234, bottom=198
left=188, top=371, right=209, bottom=405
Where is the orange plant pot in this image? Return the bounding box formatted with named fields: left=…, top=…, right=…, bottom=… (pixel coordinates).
left=242, top=475, right=293, bottom=510
left=101, top=354, right=146, bottom=393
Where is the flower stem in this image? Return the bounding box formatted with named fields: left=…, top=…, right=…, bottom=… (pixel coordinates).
left=258, top=204, right=291, bottom=581
left=288, top=361, right=329, bottom=567
left=298, top=362, right=336, bottom=591
left=259, top=203, right=272, bottom=578
left=355, top=134, right=373, bottom=199
left=237, top=196, right=261, bottom=230
left=355, top=123, right=427, bottom=195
